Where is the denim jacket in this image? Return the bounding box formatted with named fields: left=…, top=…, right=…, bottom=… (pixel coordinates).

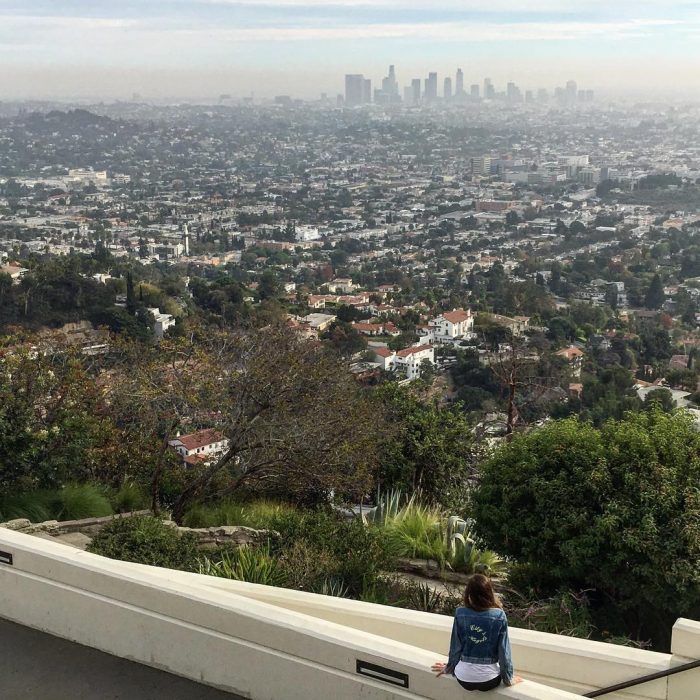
left=445, top=606, right=514, bottom=684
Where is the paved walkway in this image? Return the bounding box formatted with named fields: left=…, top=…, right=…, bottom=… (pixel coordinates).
left=0, top=618, right=243, bottom=699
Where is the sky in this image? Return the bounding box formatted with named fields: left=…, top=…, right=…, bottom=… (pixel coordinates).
left=1, top=0, right=700, bottom=101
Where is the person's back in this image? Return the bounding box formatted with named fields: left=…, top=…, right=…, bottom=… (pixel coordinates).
left=432, top=574, right=522, bottom=692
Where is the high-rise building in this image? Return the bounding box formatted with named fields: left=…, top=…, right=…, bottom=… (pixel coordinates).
left=411, top=78, right=422, bottom=104
left=565, top=80, right=577, bottom=105
left=484, top=78, right=495, bottom=100
left=378, top=65, right=400, bottom=104
left=444, top=77, right=452, bottom=100
left=537, top=88, right=549, bottom=102
left=455, top=68, right=464, bottom=95
left=470, top=84, right=480, bottom=99
left=471, top=156, right=492, bottom=176
left=425, top=72, right=438, bottom=101
left=345, top=74, right=364, bottom=107
left=506, top=82, right=522, bottom=103
left=362, top=78, right=372, bottom=104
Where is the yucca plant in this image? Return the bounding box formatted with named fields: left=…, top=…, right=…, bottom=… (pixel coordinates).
left=198, top=546, right=285, bottom=587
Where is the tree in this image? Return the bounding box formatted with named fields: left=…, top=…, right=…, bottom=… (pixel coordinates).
left=643, top=388, right=675, bottom=413
left=0, top=346, right=136, bottom=497
left=126, top=271, right=136, bottom=314
left=644, top=274, right=665, bottom=310
left=376, top=384, right=478, bottom=509
left=321, top=321, right=367, bottom=356
left=167, top=325, right=380, bottom=521
left=472, top=411, right=700, bottom=647
left=258, top=269, right=281, bottom=300
left=604, top=284, right=618, bottom=311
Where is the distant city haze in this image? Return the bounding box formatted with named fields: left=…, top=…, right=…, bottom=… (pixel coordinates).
left=1, top=0, right=700, bottom=101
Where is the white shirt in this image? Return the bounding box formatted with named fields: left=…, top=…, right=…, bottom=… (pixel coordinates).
left=454, top=661, right=500, bottom=683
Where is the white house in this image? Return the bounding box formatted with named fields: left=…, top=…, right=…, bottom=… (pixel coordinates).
left=394, top=345, right=435, bottom=380
left=168, top=428, right=229, bottom=466
left=148, top=308, right=176, bottom=339
left=295, top=225, right=320, bottom=242
left=371, top=345, right=435, bottom=381
left=428, top=308, right=475, bottom=343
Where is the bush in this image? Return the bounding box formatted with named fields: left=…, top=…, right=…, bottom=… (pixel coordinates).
left=54, top=484, right=113, bottom=520
left=277, top=540, right=340, bottom=592
left=182, top=499, right=295, bottom=529
left=110, top=483, right=148, bottom=513
left=268, top=509, right=395, bottom=596
left=472, top=410, right=700, bottom=648
left=0, top=491, right=54, bottom=523
left=0, top=484, right=113, bottom=523
left=88, top=515, right=199, bottom=570
left=198, top=546, right=285, bottom=586
left=383, top=501, right=448, bottom=566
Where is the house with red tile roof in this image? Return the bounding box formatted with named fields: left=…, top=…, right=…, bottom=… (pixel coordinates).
left=168, top=428, right=229, bottom=465
left=428, top=308, right=475, bottom=344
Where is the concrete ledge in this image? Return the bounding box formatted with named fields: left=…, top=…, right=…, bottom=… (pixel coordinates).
left=0, top=528, right=584, bottom=700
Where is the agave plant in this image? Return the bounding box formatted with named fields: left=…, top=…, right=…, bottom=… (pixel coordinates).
left=317, top=577, right=350, bottom=598
left=363, top=488, right=407, bottom=526
left=447, top=529, right=506, bottom=577
left=406, top=581, right=444, bottom=613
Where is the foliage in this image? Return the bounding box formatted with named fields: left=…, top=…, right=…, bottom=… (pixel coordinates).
left=0, top=348, right=130, bottom=496
left=110, top=483, right=149, bottom=513
left=87, top=515, right=200, bottom=570
left=53, top=484, right=113, bottom=520
left=198, top=546, right=285, bottom=586
left=643, top=388, right=675, bottom=413
left=149, top=324, right=382, bottom=522
left=182, top=499, right=295, bottom=529
left=375, top=383, right=478, bottom=508
left=383, top=500, right=447, bottom=565
left=472, top=410, right=700, bottom=646
left=268, top=509, right=395, bottom=597
left=507, top=590, right=596, bottom=639
left=0, top=484, right=113, bottom=522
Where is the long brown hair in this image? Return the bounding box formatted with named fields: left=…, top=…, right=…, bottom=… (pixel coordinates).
left=463, top=574, right=502, bottom=611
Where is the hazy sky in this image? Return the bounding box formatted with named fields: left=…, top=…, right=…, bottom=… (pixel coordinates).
left=1, top=0, right=700, bottom=100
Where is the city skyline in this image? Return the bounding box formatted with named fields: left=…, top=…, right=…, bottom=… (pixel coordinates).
left=0, top=1, right=700, bottom=100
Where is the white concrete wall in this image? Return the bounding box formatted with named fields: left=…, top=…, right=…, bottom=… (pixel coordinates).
left=0, top=529, right=584, bottom=700
left=132, top=569, right=676, bottom=700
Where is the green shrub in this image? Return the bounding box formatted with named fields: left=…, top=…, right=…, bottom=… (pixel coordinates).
left=182, top=499, right=294, bottom=529
left=0, top=484, right=113, bottom=523
left=277, top=539, right=340, bottom=591
left=269, top=509, right=395, bottom=596
left=383, top=501, right=448, bottom=566
left=111, top=483, right=148, bottom=513
left=54, top=484, right=113, bottom=521
left=88, top=515, right=199, bottom=570
left=198, top=546, right=285, bottom=586
left=0, top=491, right=54, bottom=523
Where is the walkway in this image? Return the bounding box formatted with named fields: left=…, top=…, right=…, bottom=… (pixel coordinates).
left=0, top=618, right=242, bottom=700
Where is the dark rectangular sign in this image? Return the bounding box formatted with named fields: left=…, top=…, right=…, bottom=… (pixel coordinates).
left=356, top=660, right=409, bottom=688
left=0, top=550, right=13, bottom=565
